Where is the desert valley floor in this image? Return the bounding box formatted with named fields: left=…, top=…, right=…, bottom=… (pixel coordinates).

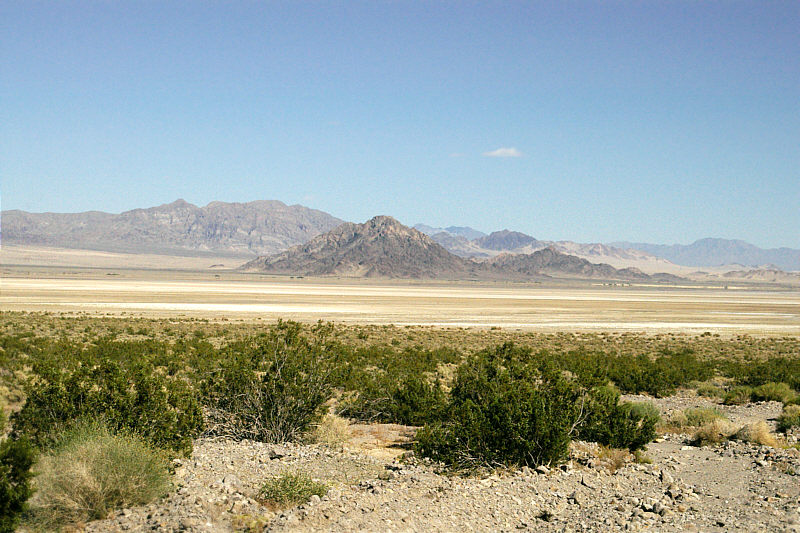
left=1, top=267, right=799, bottom=335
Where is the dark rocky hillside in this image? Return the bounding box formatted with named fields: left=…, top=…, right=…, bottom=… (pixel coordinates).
left=1, top=199, right=344, bottom=256
left=242, top=216, right=477, bottom=278
left=243, top=218, right=681, bottom=282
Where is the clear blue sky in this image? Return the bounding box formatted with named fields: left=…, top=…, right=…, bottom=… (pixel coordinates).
left=2, top=1, right=798, bottom=248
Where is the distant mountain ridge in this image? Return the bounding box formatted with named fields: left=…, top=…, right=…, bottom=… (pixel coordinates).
left=611, top=238, right=800, bottom=271
left=413, top=224, right=486, bottom=240
left=5, top=200, right=795, bottom=274
left=1, top=199, right=344, bottom=257
left=244, top=216, right=679, bottom=282
left=415, top=222, right=800, bottom=273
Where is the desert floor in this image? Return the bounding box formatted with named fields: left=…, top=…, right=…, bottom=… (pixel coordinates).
left=1, top=265, right=798, bottom=334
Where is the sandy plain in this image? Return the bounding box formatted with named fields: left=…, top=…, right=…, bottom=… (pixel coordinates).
left=1, top=262, right=799, bottom=334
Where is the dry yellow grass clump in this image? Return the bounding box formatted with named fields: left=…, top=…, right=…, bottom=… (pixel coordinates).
left=691, top=419, right=740, bottom=446
left=307, top=413, right=351, bottom=447
left=734, top=421, right=778, bottom=447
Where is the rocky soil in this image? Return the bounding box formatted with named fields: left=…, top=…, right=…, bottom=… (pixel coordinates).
left=85, top=396, right=799, bottom=533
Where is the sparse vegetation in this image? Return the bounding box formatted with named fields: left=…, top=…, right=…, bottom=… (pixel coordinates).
left=257, top=472, right=328, bottom=510
left=691, top=419, right=739, bottom=446
left=723, top=386, right=754, bottom=405
left=12, top=357, right=202, bottom=456
left=415, top=345, right=584, bottom=469
left=0, top=310, right=798, bottom=532
left=577, top=385, right=660, bottom=451
left=306, top=413, right=350, bottom=446
left=750, top=382, right=797, bottom=404
left=30, top=420, right=170, bottom=526
left=734, top=421, right=778, bottom=447
left=202, top=321, right=334, bottom=443
left=777, top=405, right=800, bottom=433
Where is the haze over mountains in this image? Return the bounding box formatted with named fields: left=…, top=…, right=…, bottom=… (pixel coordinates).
left=2, top=200, right=798, bottom=279
left=611, top=239, right=800, bottom=272
left=415, top=225, right=800, bottom=272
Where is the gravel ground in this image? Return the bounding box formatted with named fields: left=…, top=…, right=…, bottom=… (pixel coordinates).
left=84, top=397, right=799, bottom=533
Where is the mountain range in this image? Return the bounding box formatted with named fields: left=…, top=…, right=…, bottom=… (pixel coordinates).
left=2, top=199, right=798, bottom=276
left=1, top=199, right=343, bottom=257
left=243, top=216, right=682, bottom=282
left=611, top=238, right=800, bottom=271
left=415, top=225, right=800, bottom=272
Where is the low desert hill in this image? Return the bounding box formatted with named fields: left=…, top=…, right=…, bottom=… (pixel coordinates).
left=1, top=199, right=344, bottom=257
left=488, top=248, right=682, bottom=282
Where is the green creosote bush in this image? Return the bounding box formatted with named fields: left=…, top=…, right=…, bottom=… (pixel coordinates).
left=777, top=405, right=800, bottom=433
left=577, top=385, right=660, bottom=451
left=415, top=345, right=583, bottom=469
left=338, top=373, right=446, bottom=427
left=750, top=382, right=797, bottom=404
left=257, top=472, right=328, bottom=510
left=31, top=419, right=170, bottom=526
left=0, top=437, right=36, bottom=533
left=203, top=321, right=335, bottom=443
left=723, top=386, right=754, bottom=405
left=12, top=359, right=202, bottom=456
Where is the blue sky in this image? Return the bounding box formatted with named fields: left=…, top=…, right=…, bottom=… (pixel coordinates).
left=2, top=1, right=798, bottom=248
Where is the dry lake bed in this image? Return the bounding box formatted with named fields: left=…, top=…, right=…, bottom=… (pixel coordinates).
left=1, top=266, right=798, bottom=334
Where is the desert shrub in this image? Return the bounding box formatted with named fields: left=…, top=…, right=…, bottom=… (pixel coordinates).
left=257, top=472, right=328, bottom=510
left=777, top=405, right=800, bottom=433
left=723, top=386, right=753, bottom=405
left=577, top=385, right=660, bottom=451
left=595, top=446, right=633, bottom=473
left=385, top=375, right=446, bottom=426
left=32, top=420, right=169, bottom=525
left=691, top=419, right=739, bottom=446
left=734, top=421, right=777, bottom=447
left=415, top=347, right=583, bottom=469
left=339, top=373, right=446, bottom=426
left=723, top=357, right=800, bottom=391
left=334, top=344, right=457, bottom=426
left=683, top=407, right=727, bottom=427
left=537, top=347, right=712, bottom=397
left=12, top=359, right=202, bottom=456
left=0, top=438, right=36, bottom=533
left=694, top=381, right=723, bottom=399
left=750, top=382, right=797, bottom=404
left=203, top=321, right=334, bottom=443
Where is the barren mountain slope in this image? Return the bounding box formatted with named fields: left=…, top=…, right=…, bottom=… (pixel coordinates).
left=241, top=216, right=478, bottom=278
left=1, top=199, right=344, bottom=257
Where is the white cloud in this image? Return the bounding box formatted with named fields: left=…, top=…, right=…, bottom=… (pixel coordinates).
left=482, top=147, right=523, bottom=158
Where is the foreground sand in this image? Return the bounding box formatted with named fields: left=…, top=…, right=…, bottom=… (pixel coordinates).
left=1, top=267, right=798, bottom=334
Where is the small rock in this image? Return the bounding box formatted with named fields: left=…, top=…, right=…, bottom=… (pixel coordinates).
left=269, top=445, right=289, bottom=460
